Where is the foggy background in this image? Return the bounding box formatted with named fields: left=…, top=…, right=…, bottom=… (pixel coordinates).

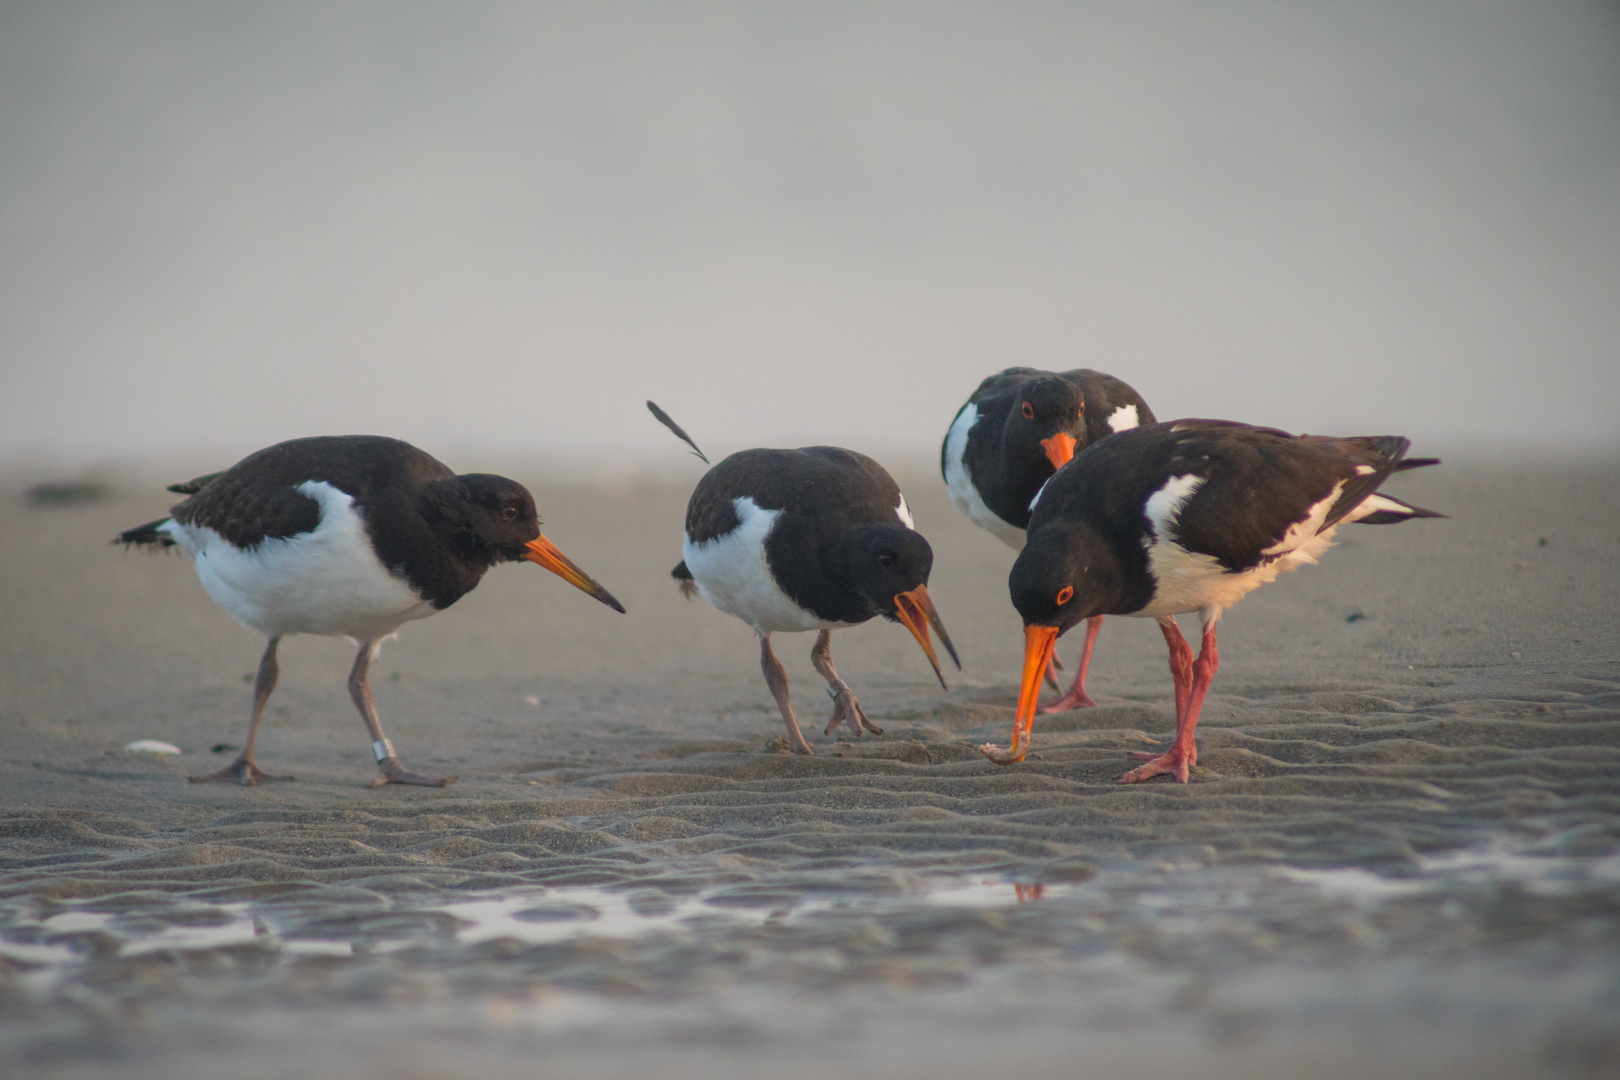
left=3, top=1, right=1617, bottom=476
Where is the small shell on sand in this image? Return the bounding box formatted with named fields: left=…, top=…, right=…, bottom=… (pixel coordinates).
left=124, top=739, right=182, bottom=754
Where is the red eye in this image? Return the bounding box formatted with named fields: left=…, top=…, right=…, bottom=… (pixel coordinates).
left=1021, top=401, right=1034, bottom=420
left=1056, top=586, right=1073, bottom=606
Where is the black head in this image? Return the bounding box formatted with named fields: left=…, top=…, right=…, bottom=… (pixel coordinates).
left=843, top=521, right=959, bottom=685
left=1009, top=523, right=1125, bottom=633
left=845, top=522, right=934, bottom=616
left=1003, top=375, right=1088, bottom=472
left=425, top=473, right=542, bottom=564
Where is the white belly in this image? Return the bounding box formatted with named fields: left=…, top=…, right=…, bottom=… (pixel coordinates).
left=683, top=497, right=848, bottom=634
left=943, top=403, right=1026, bottom=551
left=162, top=480, right=437, bottom=640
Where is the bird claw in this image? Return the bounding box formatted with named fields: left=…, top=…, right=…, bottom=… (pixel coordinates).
left=824, top=684, right=883, bottom=737
left=1041, top=687, right=1098, bottom=713
left=189, top=758, right=295, bottom=786
left=1116, top=749, right=1193, bottom=784
left=370, top=757, right=456, bottom=788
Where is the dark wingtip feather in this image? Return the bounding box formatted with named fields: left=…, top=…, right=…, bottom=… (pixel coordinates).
left=114, top=518, right=177, bottom=548
left=647, top=401, right=710, bottom=465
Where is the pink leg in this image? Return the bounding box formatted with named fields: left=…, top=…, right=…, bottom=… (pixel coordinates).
left=1119, top=617, right=1217, bottom=784
left=1042, top=616, right=1103, bottom=712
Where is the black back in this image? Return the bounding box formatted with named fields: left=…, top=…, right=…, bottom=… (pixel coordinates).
left=943, top=366, right=1156, bottom=529
left=687, top=446, right=929, bottom=624
left=1014, top=420, right=1440, bottom=628
left=162, top=435, right=541, bottom=610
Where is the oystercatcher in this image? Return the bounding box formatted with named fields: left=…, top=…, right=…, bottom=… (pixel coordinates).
left=116, top=435, right=625, bottom=788
left=942, top=367, right=1156, bottom=711
left=650, top=402, right=959, bottom=754
left=978, top=420, right=1442, bottom=779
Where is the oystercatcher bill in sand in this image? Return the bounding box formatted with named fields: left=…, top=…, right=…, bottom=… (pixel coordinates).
left=942, top=367, right=1156, bottom=711
left=979, top=420, right=1442, bottom=779
left=650, top=402, right=959, bottom=754
left=116, top=436, right=625, bottom=788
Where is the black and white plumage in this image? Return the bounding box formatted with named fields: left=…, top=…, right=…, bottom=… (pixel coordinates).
left=941, top=366, right=1156, bottom=712
left=982, top=420, right=1442, bottom=778
left=653, top=405, right=959, bottom=754
left=116, top=435, right=625, bottom=788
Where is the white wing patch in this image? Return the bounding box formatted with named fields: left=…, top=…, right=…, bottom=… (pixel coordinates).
left=1106, top=404, right=1142, bottom=433
left=943, top=402, right=1026, bottom=550
left=683, top=496, right=849, bottom=634
left=1028, top=476, right=1053, bottom=514
left=1344, top=492, right=1410, bottom=522
left=161, top=481, right=434, bottom=640
left=1143, top=474, right=1205, bottom=540
left=895, top=493, right=915, bottom=529
left=1261, top=481, right=1344, bottom=559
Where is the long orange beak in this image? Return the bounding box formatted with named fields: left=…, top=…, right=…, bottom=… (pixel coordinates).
left=523, top=535, right=626, bottom=613
left=1040, top=432, right=1078, bottom=471
left=892, top=583, right=961, bottom=690
left=978, top=624, right=1059, bottom=765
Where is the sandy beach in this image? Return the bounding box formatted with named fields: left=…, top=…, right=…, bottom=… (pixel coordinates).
left=2, top=456, right=1618, bottom=1079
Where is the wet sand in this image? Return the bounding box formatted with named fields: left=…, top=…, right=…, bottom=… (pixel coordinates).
left=2, top=457, right=1618, bottom=1079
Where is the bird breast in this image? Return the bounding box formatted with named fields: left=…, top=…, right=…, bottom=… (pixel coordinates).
left=682, top=496, right=854, bottom=634
left=163, top=480, right=437, bottom=639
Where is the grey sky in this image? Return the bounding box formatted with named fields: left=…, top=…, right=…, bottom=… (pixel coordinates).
left=3, top=2, right=1617, bottom=471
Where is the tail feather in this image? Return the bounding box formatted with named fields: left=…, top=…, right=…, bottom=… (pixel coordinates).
left=114, top=518, right=176, bottom=548
left=672, top=559, right=698, bottom=599
left=1351, top=493, right=1446, bottom=525
left=647, top=401, right=711, bottom=465
left=166, top=471, right=223, bottom=495
left=1357, top=453, right=1443, bottom=523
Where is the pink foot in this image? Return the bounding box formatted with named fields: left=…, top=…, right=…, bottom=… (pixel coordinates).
left=1117, top=747, right=1194, bottom=784
left=1041, top=686, right=1097, bottom=713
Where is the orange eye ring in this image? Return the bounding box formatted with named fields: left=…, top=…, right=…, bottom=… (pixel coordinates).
left=1055, top=586, right=1073, bottom=606
left=1021, top=401, right=1034, bottom=419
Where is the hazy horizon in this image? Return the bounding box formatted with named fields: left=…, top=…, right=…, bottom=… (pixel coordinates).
left=4, top=2, right=1618, bottom=475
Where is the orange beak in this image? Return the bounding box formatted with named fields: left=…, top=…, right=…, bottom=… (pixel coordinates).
left=978, top=624, right=1059, bottom=765
left=892, top=583, right=961, bottom=690
left=1040, top=432, right=1078, bottom=471
left=523, top=535, right=626, bottom=613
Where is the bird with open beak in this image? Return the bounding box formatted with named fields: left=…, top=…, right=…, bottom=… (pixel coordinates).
left=652, top=403, right=959, bottom=754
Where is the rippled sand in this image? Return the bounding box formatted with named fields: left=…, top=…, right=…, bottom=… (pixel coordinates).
left=2, top=459, right=1617, bottom=1079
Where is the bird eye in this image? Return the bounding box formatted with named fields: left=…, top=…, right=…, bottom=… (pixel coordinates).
left=1055, top=586, right=1073, bottom=606
left=502, top=506, right=518, bottom=521
left=877, top=552, right=896, bottom=568
left=1021, top=401, right=1034, bottom=420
